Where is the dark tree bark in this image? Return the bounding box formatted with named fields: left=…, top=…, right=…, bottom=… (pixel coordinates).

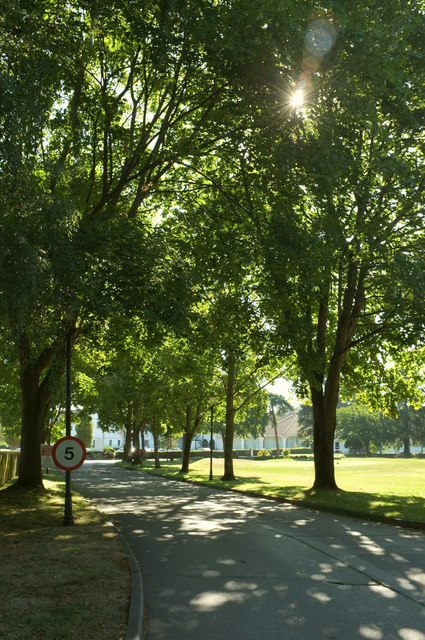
left=12, top=334, right=59, bottom=491
left=403, top=435, right=412, bottom=457
left=180, top=434, right=190, bottom=473
left=180, top=406, right=193, bottom=473
left=400, top=403, right=412, bottom=457
left=131, top=422, right=142, bottom=464
left=152, top=415, right=161, bottom=468
left=271, top=407, right=280, bottom=456
left=311, top=387, right=338, bottom=490
left=306, top=262, right=367, bottom=490
left=310, top=342, right=346, bottom=490
left=132, top=423, right=140, bottom=451
left=222, top=350, right=236, bottom=481
left=180, top=404, right=203, bottom=473
left=139, top=425, right=146, bottom=466
left=123, top=406, right=134, bottom=462
left=17, top=371, right=47, bottom=490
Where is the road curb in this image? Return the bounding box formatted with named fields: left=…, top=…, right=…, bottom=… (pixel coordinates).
left=74, top=475, right=145, bottom=639
left=118, top=528, right=144, bottom=640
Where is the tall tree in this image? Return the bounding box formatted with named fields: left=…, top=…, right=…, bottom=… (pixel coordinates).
left=2, top=0, right=287, bottom=489
left=411, top=407, right=425, bottom=453
left=336, top=403, right=393, bottom=455
left=143, top=335, right=217, bottom=474
left=251, top=2, right=425, bottom=488
left=178, top=1, right=425, bottom=489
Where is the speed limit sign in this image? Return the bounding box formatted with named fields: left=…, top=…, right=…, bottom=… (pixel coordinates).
left=52, top=436, right=86, bottom=471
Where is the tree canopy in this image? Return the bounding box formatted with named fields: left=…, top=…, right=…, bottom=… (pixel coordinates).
left=2, top=0, right=425, bottom=491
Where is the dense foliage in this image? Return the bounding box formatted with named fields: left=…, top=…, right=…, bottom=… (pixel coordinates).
left=1, top=0, right=424, bottom=490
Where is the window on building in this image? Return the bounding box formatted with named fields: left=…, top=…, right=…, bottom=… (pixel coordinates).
left=109, top=439, right=112, bottom=446
left=117, top=440, right=120, bottom=446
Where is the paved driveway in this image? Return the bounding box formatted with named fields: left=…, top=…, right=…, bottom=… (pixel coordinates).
left=74, top=461, right=425, bottom=640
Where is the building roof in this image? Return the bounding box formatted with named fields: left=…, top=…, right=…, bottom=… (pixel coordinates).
left=263, top=411, right=300, bottom=438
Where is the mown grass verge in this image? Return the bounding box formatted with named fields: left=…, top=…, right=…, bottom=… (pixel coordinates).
left=128, top=456, right=425, bottom=527
left=0, top=473, right=130, bottom=640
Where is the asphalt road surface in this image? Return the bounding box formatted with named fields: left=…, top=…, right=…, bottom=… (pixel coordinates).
left=74, top=460, right=425, bottom=640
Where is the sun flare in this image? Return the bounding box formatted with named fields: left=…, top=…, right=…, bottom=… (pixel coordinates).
left=290, top=88, right=304, bottom=109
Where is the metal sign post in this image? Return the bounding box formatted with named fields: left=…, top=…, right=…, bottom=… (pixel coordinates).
left=65, top=331, right=73, bottom=526
left=52, top=436, right=86, bottom=524
left=52, top=331, right=87, bottom=526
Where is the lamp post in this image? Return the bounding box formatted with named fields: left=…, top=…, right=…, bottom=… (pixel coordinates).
left=209, top=394, right=216, bottom=481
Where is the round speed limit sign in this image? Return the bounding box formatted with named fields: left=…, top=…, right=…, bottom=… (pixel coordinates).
left=52, top=436, right=86, bottom=471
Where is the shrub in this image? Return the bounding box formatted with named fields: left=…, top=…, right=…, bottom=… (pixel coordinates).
left=281, top=448, right=290, bottom=458
left=257, top=449, right=271, bottom=458
left=344, top=436, right=364, bottom=455
left=86, top=449, right=102, bottom=459
left=290, top=447, right=312, bottom=454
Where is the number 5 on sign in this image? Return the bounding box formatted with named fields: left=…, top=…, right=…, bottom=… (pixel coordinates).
left=52, top=436, right=86, bottom=471
left=64, top=447, right=74, bottom=460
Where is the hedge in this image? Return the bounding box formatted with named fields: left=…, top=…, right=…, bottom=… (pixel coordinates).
left=253, top=447, right=313, bottom=457
left=115, top=446, right=314, bottom=462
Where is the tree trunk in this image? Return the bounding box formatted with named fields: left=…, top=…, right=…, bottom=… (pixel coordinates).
left=152, top=415, right=161, bottom=468
left=140, top=427, right=146, bottom=466
left=311, top=386, right=338, bottom=490
left=222, top=351, right=236, bottom=481
left=403, top=435, right=411, bottom=457
left=132, top=423, right=140, bottom=451
left=123, top=407, right=133, bottom=462
left=13, top=337, right=58, bottom=491
left=15, top=369, right=47, bottom=489
left=272, top=408, right=280, bottom=456
left=401, top=403, right=412, bottom=457
left=132, top=422, right=141, bottom=464
left=306, top=260, right=366, bottom=490
left=181, top=434, right=193, bottom=473
left=180, top=406, right=192, bottom=473
left=180, top=404, right=203, bottom=473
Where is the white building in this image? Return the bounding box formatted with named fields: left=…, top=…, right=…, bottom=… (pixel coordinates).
left=71, top=415, right=124, bottom=451
left=183, top=411, right=305, bottom=452
left=242, top=411, right=303, bottom=450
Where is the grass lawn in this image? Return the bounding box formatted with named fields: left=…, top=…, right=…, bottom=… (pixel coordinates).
left=0, top=473, right=130, bottom=640
left=137, top=455, right=425, bottom=525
